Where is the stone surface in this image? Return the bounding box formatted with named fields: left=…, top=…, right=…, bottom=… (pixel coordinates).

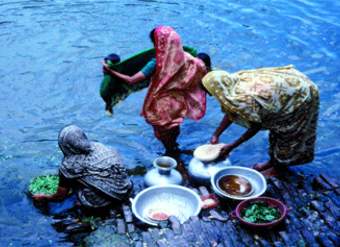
left=56, top=171, right=339, bottom=247
left=83, top=225, right=130, bottom=247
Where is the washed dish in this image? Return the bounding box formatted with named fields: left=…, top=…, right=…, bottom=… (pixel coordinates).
left=193, top=144, right=225, bottom=162
left=131, top=185, right=201, bottom=226
left=217, top=175, right=254, bottom=197
left=211, top=166, right=267, bottom=200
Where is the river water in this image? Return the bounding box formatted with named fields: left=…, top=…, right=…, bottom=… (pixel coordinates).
left=0, top=0, right=339, bottom=245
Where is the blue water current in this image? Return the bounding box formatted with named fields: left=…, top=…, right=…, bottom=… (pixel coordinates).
left=0, top=0, right=339, bottom=245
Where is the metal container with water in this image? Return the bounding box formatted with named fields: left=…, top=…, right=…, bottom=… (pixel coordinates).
left=188, top=158, right=231, bottom=185
left=144, top=156, right=183, bottom=187
left=131, top=185, right=202, bottom=226
left=211, top=166, right=267, bottom=200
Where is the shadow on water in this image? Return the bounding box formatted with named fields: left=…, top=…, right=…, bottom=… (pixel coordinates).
left=0, top=0, right=339, bottom=245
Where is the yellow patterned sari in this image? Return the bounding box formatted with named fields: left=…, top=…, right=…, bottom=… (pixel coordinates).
left=203, top=65, right=319, bottom=166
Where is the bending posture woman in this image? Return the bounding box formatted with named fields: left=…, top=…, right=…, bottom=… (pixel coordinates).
left=103, top=26, right=211, bottom=155
left=202, top=65, right=319, bottom=176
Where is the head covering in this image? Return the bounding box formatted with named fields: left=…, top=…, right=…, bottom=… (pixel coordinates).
left=202, top=65, right=317, bottom=128
left=142, top=26, right=207, bottom=129
left=202, top=70, right=261, bottom=127
left=58, top=125, right=92, bottom=156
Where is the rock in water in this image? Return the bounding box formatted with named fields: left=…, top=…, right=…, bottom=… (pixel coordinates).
left=83, top=225, right=130, bottom=247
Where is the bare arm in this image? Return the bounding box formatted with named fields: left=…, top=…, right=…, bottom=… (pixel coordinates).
left=219, top=124, right=261, bottom=158
left=230, top=125, right=261, bottom=149
left=210, top=114, right=233, bottom=144
left=102, top=61, right=146, bottom=85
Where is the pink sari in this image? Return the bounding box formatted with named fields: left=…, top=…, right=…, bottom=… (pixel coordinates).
left=142, top=26, right=207, bottom=130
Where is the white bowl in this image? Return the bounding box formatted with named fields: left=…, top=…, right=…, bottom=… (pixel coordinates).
left=131, top=185, right=201, bottom=226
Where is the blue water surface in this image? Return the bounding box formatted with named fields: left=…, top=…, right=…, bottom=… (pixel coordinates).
left=0, top=0, right=339, bottom=245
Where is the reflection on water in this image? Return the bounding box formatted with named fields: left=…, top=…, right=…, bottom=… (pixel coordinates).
left=0, top=0, right=339, bottom=245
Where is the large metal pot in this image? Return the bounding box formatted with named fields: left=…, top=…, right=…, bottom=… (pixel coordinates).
left=188, top=158, right=231, bottom=185
left=131, top=185, right=202, bottom=226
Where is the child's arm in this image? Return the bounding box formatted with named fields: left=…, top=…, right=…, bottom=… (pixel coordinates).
left=102, top=61, right=146, bottom=85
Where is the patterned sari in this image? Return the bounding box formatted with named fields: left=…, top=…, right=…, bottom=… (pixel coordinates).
left=141, top=26, right=207, bottom=132
left=202, top=65, right=319, bottom=166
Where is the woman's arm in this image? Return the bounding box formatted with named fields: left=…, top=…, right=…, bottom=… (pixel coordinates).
left=32, top=185, right=69, bottom=202
left=210, top=114, right=233, bottom=144
left=102, top=61, right=146, bottom=85
left=219, top=124, right=261, bottom=158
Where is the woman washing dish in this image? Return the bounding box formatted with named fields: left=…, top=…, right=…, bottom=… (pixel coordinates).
left=202, top=65, right=319, bottom=176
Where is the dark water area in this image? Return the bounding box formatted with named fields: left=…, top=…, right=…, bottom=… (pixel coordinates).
left=0, top=0, right=339, bottom=245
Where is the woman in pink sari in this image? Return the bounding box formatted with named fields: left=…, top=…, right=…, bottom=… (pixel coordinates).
left=103, top=26, right=211, bottom=155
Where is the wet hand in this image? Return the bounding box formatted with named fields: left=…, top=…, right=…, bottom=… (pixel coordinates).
left=218, top=143, right=234, bottom=159
left=101, top=60, right=109, bottom=67
left=210, top=135, right=219, bottom=144
left=101, top=61, right=109, bottom=71
left=32, top=194, right=49, bottom=201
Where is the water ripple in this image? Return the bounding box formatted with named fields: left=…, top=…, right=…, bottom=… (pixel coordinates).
left=0, top=0, right=339, bottom=244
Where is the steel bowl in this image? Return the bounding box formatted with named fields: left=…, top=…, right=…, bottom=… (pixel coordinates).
left=131, top=185, right=202, bottom=226
left=211, top=166, right=267, bottom=200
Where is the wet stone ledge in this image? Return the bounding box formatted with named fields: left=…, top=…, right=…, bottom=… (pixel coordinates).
left=52, top=170, right=340, bottom=247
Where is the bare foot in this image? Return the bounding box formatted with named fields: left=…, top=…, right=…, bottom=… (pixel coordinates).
left=261, top=167, right=280, bottom=177
left=105, top=110, right=113, bottom=117
left=105, top=104, right=113, bottom=117
left=253, top=160, right=273, bottom=171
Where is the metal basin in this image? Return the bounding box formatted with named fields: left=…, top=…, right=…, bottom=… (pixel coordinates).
left=131, top=185, right=201, bottom=226
left=188, top=157, right=231, bottom=185
left=211, top=166, right=267, bottom=200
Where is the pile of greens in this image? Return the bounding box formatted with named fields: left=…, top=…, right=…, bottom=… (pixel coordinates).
left=29, top=175, right=59, bottom=195
left=241, top=201, right=280, bottom=223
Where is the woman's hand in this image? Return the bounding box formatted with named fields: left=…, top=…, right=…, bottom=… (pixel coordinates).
left=218, top=143, right=234, bottom=159
left=210, top=135, right=219, bottom=144
left=101, top=61, right=145, bottom=85
left=210, top=114, right=232, bottom=145
left=32, top=194, right=50, bottom=201
left=102, top=61, right=111, bottom=74
left=102, top=60, right=109, bottom=68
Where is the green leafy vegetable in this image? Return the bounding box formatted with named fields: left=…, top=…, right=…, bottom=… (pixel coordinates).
left=241, top=201, right=280, bottom=223
left=29, top=175, right=59, bottom=195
